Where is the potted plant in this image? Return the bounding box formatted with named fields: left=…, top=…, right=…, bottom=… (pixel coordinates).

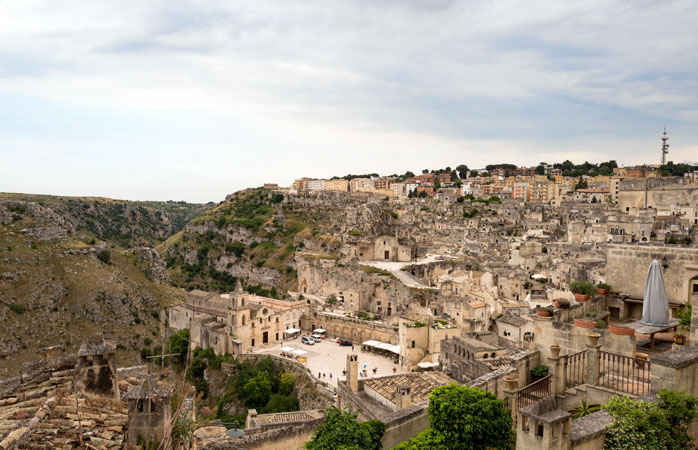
left=674, top=305, right=692, bottom=345
left=570, top=281, right=597, bottom=302
left=553, top=298, right=570, bottom=309
left=574, top=311, right=597, bottom=329
left=595, top=319, right=608, bottom=329
left=596, top=282, right=612, bottom=295
left=537, top=306, right=554, bottom=317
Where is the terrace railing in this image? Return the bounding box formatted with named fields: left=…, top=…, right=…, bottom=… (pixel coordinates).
left=598, top=351, right=651, bottom=396
left=566, top=350, right=587, bottom=389
left=515, top=375, right=551, bottom=411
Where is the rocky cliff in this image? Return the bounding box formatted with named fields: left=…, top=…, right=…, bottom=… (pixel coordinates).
left=0, top=196, right=197, bottom=375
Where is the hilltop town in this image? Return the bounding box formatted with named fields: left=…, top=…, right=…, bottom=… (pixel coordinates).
left=2, top=148, right=698, bottom=449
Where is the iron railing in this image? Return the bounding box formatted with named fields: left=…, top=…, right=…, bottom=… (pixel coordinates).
left=566, top=350, right=587, bottom=389
left=598, top=351, right=651, bottom=396
left=516, top=375, right=551, bottom=410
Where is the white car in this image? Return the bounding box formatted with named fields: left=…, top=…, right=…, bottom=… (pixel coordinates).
left=311, top=334, right=323, bottom=343
left=301, top=335, right=315, bottom=345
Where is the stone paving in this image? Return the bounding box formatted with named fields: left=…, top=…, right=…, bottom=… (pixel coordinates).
left=254, top=338, right=404, bottom=388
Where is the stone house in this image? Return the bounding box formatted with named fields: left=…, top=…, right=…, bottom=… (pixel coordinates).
left=169, top=281, right=310, bottom=356
left=357, top=235, right=413, bottom=262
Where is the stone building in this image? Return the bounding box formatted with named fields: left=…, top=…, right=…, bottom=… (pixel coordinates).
left=124, top=375, right=174, bottom=445
left=169, top=280, right=310, bottom=356
left=77, top=334, right=120, bottom=400
left=357, top=234, right=413, bottom=262
left=440, top=334, right=516, bottom=383
left=398, top=317, right=460, bottom=371
left=337, top=353, right=457, bottom=449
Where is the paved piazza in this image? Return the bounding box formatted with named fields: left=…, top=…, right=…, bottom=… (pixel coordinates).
left=254, top=338, right=405, bottom=387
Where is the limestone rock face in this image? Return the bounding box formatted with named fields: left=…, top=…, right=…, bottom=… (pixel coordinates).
left=126, top=247, right=171, bottom=284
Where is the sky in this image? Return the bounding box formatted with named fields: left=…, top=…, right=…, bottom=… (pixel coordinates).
left=1, top=0, right=698, bottom=203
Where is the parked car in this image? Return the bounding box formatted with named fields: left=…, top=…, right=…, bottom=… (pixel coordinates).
left=311, top=334, right=322, bottom=343
left=301, top=335, right=315, bottom=345
left=338, top=339, right=352, bottom=346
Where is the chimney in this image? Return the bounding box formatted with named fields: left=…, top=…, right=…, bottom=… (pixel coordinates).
left=347, top=354, right=359, bottom=393
left=396, top=384, right=412, bottom=410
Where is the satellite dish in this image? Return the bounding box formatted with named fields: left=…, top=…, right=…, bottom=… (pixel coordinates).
left=226, top=428, right=245, bottom=438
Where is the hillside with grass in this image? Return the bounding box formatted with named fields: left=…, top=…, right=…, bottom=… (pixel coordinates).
left=157, top=188, right=398, bottom=296
left=0, top=193, right=213, bottom=248
left=0, top=196, right=198, bottom=375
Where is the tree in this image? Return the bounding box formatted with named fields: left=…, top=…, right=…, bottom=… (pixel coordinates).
left=279, top=372, right=295, bottom=396
left=535, top=165, right=546, bottom=175
left=575, top=176, right=588, bottom=190
left=604, top=390, right=698, bottom=450
left=305, top=408, right=384, bottom=450
left=393, top=384, right=513, bottom=450
left=243, top=371, right=273, bottom=407
left=456, top=164, right=469, bottom=179
left=166, top=329, right=189, bottom=364
left=422, top=169, right=429, bottom=174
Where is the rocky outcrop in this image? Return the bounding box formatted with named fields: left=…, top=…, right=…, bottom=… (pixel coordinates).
left=126, top=247, right=170, bottom=284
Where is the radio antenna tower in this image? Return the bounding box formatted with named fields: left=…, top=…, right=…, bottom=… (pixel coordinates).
left=661, top=125, right=670, bottom=165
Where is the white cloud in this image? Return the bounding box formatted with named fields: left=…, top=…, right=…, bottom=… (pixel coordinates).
left=0, top=0, right=696, bottom=201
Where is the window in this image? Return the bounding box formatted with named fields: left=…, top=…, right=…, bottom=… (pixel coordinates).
left=251, top=339, right=255, bottom=346
left=411, top=340, right=415, bottom=348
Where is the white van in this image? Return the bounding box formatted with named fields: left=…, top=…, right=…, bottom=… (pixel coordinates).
left=311, top=334, right=323, bottom=343
left=301, top=335, right=315, bottom=345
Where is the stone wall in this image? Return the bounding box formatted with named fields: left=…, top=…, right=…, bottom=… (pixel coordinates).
left=607, top=244, right=698, bottom=303
left=307, top=312, right=398, bottom=345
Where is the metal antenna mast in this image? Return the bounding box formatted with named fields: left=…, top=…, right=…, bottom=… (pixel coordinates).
left=661, top=125, right=670, bottom=165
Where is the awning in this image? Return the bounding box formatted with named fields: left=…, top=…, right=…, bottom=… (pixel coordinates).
left=386, top=345, right=400, bottom=354
left=417, top=361, right=440, bottom=368
left=284, top=328, right=301, bottom=334
left=291, top=349, right=307, bottom=356
left=280, top=346, right=295, bottom=352
left=531, top=274, right=547, bottom=280
left=363, top=340, right=400, bottom=354
left=313, top=328, right=326, bottom=333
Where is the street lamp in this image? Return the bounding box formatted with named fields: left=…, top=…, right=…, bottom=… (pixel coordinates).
left=662, top=256, right=669, bottom=270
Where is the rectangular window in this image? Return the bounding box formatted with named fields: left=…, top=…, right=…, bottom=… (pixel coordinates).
left=411, top=340, right=416, bottom=348
left=251, top=339, right=255, bottom=347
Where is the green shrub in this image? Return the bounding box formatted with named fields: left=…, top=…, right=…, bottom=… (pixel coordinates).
left=569, top=281, right=597, bottom=296
left=8, top=303, right=25, bottom=314
left=96, top=249, right=111, bottom=264
left=604, top=390, right=698, bottom=450
left=530, top=365, right=549, bottom=381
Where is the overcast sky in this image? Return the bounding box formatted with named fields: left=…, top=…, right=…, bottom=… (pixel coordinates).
left=2, top=1, right=698, bottom=202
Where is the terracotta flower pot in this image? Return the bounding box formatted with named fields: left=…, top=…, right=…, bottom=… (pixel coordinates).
left=597, top=288, right=609, bottom=295
left=587, top=332, right=601, bottom=346
left=635, top=352, right=649, bottom=368
left=503, top=376, right=518, bottom=391
left=609, top=325, right=635, bottom=336
left=574, top=318, right=596, bottom=329
left=537, top=309, right=552, bottom=317
left=550, top=344, right=561, bottom=357
left=554, top=299, right=570, bottom=309
left=674, top=334, right=687, bottom=345
left=574, top=293, right=590, bottom=302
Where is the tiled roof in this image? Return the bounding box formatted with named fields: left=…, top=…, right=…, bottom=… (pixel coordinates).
left=364, top=372, right=455, bottom=405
